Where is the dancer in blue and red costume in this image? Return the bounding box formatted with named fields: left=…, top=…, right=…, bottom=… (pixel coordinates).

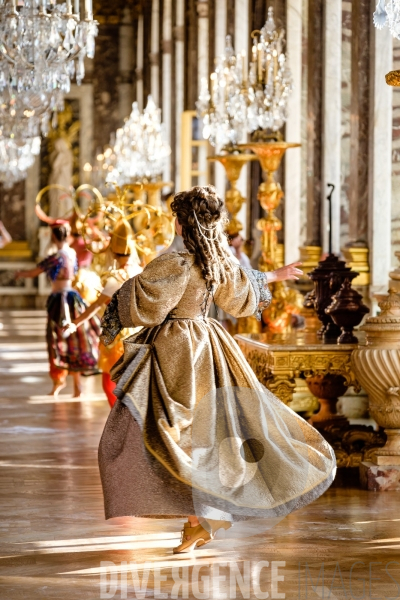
left=16, top=218, right=100, bottom=397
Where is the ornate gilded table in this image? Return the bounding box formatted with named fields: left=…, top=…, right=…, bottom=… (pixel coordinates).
left=235, top=331, right=385, bottom=468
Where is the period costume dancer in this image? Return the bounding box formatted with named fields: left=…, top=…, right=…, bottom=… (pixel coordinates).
left=64, top=218, right=142, bottom=407
left=69, top=210, right=103, bottom=306
left=16, top=222, right=100, bottom=397
left=99, top=186, right=336, bottom=554
left=228, top=232, right=252, bottom=268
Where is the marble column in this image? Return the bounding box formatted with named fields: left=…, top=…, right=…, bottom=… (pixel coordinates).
left=305, top=0, right=323, bottom=249
left=118, top=7, right=134, bottom=122
left=348, top=0, right=370, bottom=248
left=150, top=0, right=160, bottom=105
left=213, top=0, right=227, bottom=199
left=136, top=14, right=144, bottom=111
left=368, top=13, right=392, bottom=303
left=197, top=0, right=209, bottom=186
left=284, top=0, right=302, bottom=264
left=162, top=0, right=172, bottom=184
left=234, top=0, right=249, bottom=238
left=215, top=0, right=227, bottom=56
left=25, top=158, right=40, bottom=250
left=175, top=0, right=185, bottom=190
left=342, top=0, right=371, bottom=288
left=322, top=0, right=341, bottom=255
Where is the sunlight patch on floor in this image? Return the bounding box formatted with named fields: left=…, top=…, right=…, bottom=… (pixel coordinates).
left=28, top=393, right=106, bottom=404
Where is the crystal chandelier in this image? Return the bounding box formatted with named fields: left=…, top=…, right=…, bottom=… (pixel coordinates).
left=373, top=0, right=400, bottom=36
left=197, top=36, right=248, bottom=151
left=247, top=8, right=292, bottom=132
left=0, top=0, right=98, bottom=139
left=106, top=96, right=171, bottom=187
left=196, top=8, right=292, bottom=151
left=0, top=135, right=41, bottom=187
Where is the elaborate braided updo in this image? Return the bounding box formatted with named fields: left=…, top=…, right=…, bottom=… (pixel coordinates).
left=171, top=185, right=233, bottom=289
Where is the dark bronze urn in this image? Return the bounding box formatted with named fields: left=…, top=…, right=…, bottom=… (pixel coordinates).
left=308, top=254, right=356, bottom=343
left=326, top=278, right=370, bottom=344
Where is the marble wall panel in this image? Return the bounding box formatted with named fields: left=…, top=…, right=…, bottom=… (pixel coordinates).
left=305, top=0, right=323, bottom=246
left=348, top=0, right=370, bottom=246
left=299, top=0, right=308, bottom=247
left=92, top=24, right=121, bottom=152
left=340, top=1, right=351, bottom=249
left=0, top=182, right=26, bottom=241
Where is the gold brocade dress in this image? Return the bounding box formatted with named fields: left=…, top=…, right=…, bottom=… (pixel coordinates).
left=97, top=267, right=142, bottom=375
left=98, top=251, right=336, bottom=521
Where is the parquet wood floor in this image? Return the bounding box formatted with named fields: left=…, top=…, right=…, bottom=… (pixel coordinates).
left=0, top=310, right=399, bottom=600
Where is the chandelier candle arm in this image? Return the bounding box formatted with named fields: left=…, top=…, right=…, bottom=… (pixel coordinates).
left=241, top=50, right=247, bottom=83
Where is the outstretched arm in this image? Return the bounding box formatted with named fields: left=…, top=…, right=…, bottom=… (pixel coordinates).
left=74, top=294, right=109, bottom=326
left=267, top=262, right=303, bottom=283
left=63, top=293, right=109, bottom=333
left=15, top=266, right=44, bottom=279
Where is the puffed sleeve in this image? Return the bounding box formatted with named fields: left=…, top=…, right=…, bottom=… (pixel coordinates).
left=213, top=265, right=272, bottom=320
left=117, top=252, right=192, bottom=328
left=37, top=253, right=62, bottom=281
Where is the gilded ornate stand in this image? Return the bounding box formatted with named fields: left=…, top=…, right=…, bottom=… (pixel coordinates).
left=236, top=331, right=385, bottom=468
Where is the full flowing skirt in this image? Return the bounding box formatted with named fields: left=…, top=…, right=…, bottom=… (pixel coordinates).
left=46, top=290, right=100, bottom=379
left=98, top=317, right=336, bottom=521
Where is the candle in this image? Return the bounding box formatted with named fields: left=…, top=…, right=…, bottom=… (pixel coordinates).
left=327, top=183, right=335, bottom=255
left=273, top=49, right=278, bottom=79
left=241, top=49, right=247, bottom=83
left=210, top=72, right=217, bottom=106
left=257, top=43, right=263, bottom=83
left=85, top=0, right=92, bottom=19
left=74, top=0, right=80, bottom=16
left=265, top=53, right=271, bottom=84
left=66, top=0, right=72, bottom=14
left=11, top=0, right=16, bottom=11
left=252, top=43, right=257, bottom=63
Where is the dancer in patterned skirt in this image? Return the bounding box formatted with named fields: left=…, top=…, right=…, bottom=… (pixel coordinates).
left=16, top=222, right=100, bottom=397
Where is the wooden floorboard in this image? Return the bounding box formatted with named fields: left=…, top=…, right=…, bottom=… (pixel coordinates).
left=0, top=310, right=399, bottom=599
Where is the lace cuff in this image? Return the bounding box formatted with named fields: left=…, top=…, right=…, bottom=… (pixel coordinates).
left=100, top=291, right=123, bottom=346
left=241, top=267, right=272, bottom=321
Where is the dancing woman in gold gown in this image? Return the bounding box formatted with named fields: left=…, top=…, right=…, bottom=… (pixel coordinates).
left=99, top=186, right=336, bottom=554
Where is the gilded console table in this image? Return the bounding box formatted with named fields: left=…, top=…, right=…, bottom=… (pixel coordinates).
left=235, top=331, right=385, bottom=467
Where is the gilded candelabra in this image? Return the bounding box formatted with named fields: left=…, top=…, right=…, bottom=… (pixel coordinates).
left=239, top=141, right=299, bottom=270
left=239, top=141, right=302, bottom=332
left=208, top=154, right=256, bottom=235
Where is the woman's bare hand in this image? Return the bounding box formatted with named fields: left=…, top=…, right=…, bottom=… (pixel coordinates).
left=268, top=262, right=303, bottom=283
left=62, top=323, right=77, bottom=335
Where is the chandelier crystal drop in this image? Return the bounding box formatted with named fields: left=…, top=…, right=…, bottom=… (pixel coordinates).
left=106, top=96, right=171, bottom=187
left=373, top=0, right=400, bottom=37
left=0, top=0, right=98, bottom=139
left=0, top=134, right=41, bottom=187
left=196, top=8, right=292, bottom=152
